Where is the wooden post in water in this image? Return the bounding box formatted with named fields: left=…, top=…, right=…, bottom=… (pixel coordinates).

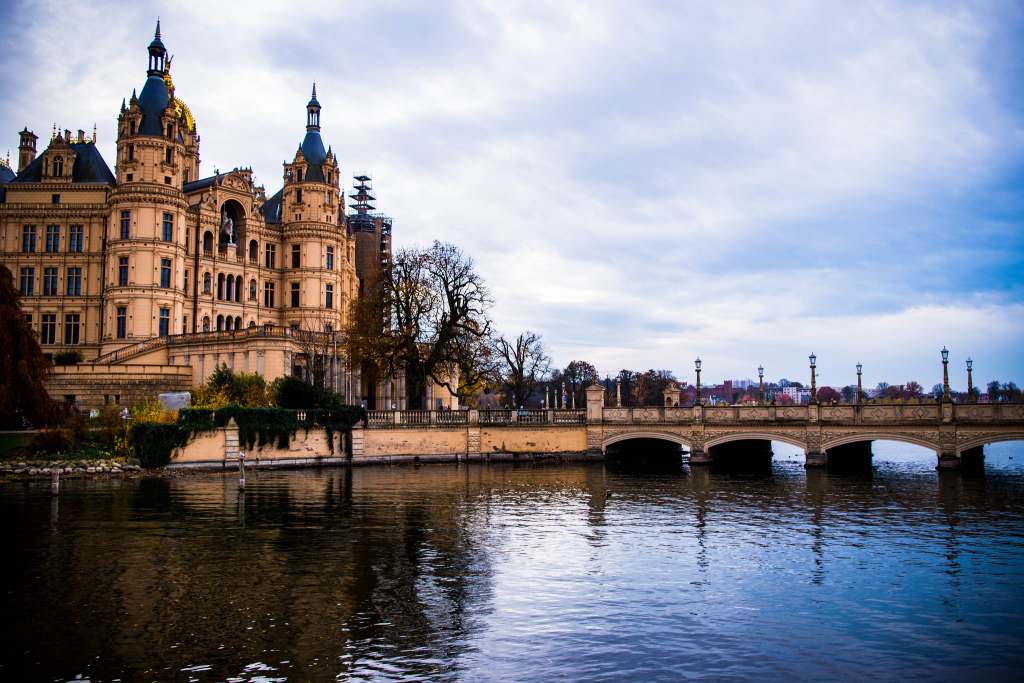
left=51, top=470, right=60, bottom=496
left=238, top=450, right=246, bottom=491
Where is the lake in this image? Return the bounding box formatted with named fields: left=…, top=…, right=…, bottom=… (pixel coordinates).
left=3, top=443, right=1024, bottom=681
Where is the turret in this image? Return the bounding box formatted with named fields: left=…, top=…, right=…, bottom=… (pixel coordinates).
left=147, top=19, right=166, bottom=76
left=18, top=127, right=37, bottom=172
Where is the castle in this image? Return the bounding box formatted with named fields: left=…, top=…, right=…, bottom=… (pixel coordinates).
left=0, top=22, right=439, bottom=410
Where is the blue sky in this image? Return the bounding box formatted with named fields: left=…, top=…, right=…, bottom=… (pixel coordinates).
left=2, top=1, right=1022, bottom=389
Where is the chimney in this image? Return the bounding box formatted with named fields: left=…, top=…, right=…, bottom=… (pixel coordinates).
left=18, top=128, right=38, bottom=172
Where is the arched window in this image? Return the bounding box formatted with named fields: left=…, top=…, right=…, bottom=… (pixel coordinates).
left=217, top=273, right=225, bottom=300
left=202, top=316, right=210, bottom=331
left=216, top=314, right=224, bottom=331
left=249, top=279, right=257, bottom=301
left=234, top=276, right=242, bottom=302
left=249, top=239, right=258, bottom=264
left=203, top=231, right=213, bottom=255
left=235, top=316, right=242, bottom=330
left=297, top=169, right=303, bottom=182
left=248, top=320, right=256, bottom=328
left=226, top=316, right=233, bottom=331
left=203, top=272, right=211, bottom=294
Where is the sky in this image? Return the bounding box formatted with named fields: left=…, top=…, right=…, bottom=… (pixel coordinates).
left=2, top=0, right=1022, bottom=390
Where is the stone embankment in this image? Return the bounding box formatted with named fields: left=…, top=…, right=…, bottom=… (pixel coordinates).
left=0, top=459, right=144, bottom=480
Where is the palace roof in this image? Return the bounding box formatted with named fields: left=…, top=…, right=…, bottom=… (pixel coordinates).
left=11, top=143, right=115, bottom=185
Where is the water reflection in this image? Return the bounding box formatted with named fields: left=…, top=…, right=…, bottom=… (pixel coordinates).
left=2, top=449, right=1024, bottom=681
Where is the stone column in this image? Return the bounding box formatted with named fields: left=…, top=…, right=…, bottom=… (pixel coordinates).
left=467, top=409, right=481, bottom=460
left=224, top=417, right=240, bottom=462
left=585, top=384, right=605, bottom=423
left=350, top=426, right=365, bottom=458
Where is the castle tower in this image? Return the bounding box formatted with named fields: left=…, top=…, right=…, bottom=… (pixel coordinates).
left=102, top=21, right=191, bottom=349
left=279, top=85, right=355, bottom=334
left=18, top=128, right=38, bottom=172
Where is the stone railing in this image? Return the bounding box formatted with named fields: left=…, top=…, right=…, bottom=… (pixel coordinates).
left=365, top=409, right=586, bottom=428
left=598, top=402, right=1024, bottom=425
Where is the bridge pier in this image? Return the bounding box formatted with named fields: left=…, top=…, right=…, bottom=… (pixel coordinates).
left=936, top=446, right=986, bottom=473
left=688, top=449, right=711, bottom=465
left=804, top=451, right=827, bottom=467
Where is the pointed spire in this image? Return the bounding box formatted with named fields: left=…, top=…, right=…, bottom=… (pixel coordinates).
left=155, top=18, right=161, bottom=40
left=312, top=82, right=317, bottom=100
left=121, top=97, right=127, bottom=112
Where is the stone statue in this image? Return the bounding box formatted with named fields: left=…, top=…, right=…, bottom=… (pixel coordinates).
left=220, top=208, right=235, bottom=246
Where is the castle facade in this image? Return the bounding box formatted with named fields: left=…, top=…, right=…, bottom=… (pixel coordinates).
left=0, top=23, right=426, bottom=410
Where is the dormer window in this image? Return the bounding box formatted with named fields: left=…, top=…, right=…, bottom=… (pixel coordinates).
left=166, top=123, right=174, bottom=138
left=287, top=169, right=293, bottom=183
left=297, top=169, right=303, bottom=182
left=53, top=157, right=64, bottom=176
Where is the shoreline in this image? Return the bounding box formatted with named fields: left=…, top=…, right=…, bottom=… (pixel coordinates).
left=1, top=451, right=606, bottom=481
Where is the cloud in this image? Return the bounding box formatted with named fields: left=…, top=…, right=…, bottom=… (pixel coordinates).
left=2, top=0, right=1022, bottom=387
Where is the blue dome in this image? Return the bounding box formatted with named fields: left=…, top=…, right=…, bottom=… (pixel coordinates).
left=301, top=130, right=327, bottom=166
left=137, top=75, right=169, bottom=136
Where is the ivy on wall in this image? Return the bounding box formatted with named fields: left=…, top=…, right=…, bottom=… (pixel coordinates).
left=130, top=405, right=366, bottom=467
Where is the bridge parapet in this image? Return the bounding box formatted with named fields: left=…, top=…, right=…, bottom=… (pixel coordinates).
left=365, top=408, right=586, bottom=428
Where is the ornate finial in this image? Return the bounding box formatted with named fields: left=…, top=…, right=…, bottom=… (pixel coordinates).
left=155, top=18, right=161, bottom=40
left=312, top=82, right=317, bottom=99
left=92, top=123, right=97, bottom=143
left=165, top=54, right=173, bottom=73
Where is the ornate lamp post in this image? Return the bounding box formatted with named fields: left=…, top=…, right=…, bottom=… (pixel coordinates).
left=966, top=357, right=974, bottom=403
left=694, top=357, right=702, bottom=405
left=809, top=353, right=817, bottom=404
left=758, top=365, right=764, bottom=404
left=856, top=362, right=863, bottom=404
left=941, top=346, right=950, bottom=402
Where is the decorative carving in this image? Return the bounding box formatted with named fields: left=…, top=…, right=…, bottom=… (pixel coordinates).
left=633, top=408, right=661, bottom=422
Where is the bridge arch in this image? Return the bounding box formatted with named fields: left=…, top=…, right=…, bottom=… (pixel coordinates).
left=821, top=432, right=940, bottom=454
left=956, top=432, right=1024, bottom=455
left=602, top=431, right=691, bottom=452
left=704, top=432, right=808, bottom=451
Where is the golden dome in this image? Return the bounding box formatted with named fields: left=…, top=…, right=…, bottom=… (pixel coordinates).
left=163, top=60, right=196, bottom=132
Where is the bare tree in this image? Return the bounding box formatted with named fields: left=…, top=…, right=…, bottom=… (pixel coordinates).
left=346, top=241, right=493, bottom=408
left=495, top=331, right=551, bottom=408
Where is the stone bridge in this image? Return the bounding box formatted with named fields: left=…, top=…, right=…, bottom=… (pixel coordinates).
left=355, top=385, right=1024, bottom=471
left=594, top=399, right=1024, bottom=469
